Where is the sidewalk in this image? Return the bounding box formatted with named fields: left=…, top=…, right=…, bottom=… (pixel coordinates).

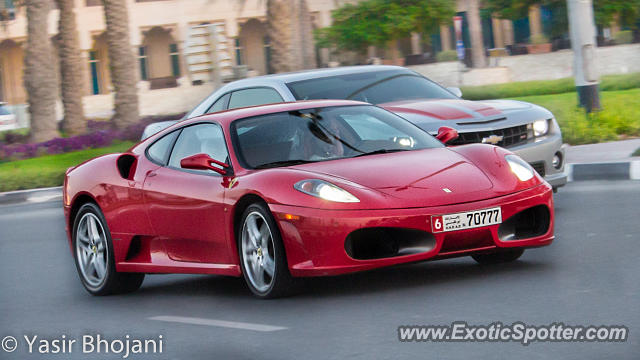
left=565, top=139, right=640, bottom=181
left=565, top=138, right=640, bottom=164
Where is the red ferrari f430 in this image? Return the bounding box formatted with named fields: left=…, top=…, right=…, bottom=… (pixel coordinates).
left=63, top=100, right=554, bottom=298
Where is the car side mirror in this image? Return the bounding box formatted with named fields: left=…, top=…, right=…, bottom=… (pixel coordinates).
left=447, top=87, right=462, bottom=97
left=180, top=153, right=229, bottom=175
left=435, top=126, right=459, bottom=145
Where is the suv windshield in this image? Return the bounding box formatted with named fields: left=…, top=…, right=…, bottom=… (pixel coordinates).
left=231, top=105, right=444, bottom=169
left=286, top=70, right=457, bottom=104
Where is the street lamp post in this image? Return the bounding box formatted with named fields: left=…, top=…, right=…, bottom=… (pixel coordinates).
left=567, top=0, right=600, bottom=112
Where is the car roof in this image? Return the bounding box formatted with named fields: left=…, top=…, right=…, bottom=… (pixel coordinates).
left=220, top=65, right=413, bottom=89
left=179, top=99, right=368, bottom=128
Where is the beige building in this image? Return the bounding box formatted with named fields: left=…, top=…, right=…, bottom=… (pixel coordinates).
left=0, top=0, right=342, bottom=105
left=0, top=0, right=545, bottom=107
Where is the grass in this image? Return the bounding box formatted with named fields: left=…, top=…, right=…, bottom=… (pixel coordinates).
left=461, top=73, right=640, bottom=100
left=0, top=141, right=135, bottom=192
left=512, top=89, right=640, bottom=145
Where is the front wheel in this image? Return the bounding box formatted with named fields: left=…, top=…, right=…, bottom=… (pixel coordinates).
left=72, top=203, right=144, bottom=295
left=238, top=203, right=295, bottom=298
left=471, top=248, right=525, bottom=265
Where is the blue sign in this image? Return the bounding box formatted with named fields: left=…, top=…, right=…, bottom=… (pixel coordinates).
left=456, top=40, right=465, bottom=60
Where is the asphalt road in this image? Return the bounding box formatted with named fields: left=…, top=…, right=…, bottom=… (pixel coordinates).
left=1, top=181, right=638, bottom=360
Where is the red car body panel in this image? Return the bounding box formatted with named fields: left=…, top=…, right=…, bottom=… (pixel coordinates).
left=63, top=100, right=554, bottom=278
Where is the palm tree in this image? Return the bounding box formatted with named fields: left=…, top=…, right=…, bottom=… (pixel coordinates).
left=56, top=0, right=86, bottom=135
left=467, top=0, right=487, bottom=68
left=266, top=0, right=316, bottom=73
left=102, top=0, right=139, bottom=129
left=24, top=0, right=58, bottom=142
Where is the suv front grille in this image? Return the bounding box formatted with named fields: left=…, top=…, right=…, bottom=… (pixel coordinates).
left=450, top=124, right=529, bottom=148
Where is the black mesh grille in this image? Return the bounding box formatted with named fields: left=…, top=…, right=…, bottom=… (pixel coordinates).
left=529, top=161, right=546, bottom=177
left=450, top=124, right=529, bottom=148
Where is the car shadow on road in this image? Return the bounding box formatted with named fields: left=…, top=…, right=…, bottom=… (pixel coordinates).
left=133, top=258, right=552, bottom=300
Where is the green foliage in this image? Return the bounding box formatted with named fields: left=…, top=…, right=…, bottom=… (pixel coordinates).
left=461, top=72, right=640, bottom=100
left=613, top=30, right=633, bottom=44
left=632, top=147, right=640, bottom=157
left=529, top=33, right=549, bottom=44
left=487, top=0, right=640, bottom=29
left=436, top=50, right=458, bottom=62
left=512, top=89, right=640, bottom=145
left=315, top=0, right=455, bottom=53
left=0, top=141, right=134, bottom=192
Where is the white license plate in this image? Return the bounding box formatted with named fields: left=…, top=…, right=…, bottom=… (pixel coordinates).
left=431, top=207, right=502, bottom=233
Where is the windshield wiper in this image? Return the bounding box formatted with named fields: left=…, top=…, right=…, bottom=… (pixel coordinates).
left=353, top=149, right=411, bottom=158
left=254, top=159, right=316, bottom=169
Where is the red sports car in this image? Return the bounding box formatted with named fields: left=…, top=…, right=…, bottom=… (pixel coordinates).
left=63, top=100, right=554, bottom=298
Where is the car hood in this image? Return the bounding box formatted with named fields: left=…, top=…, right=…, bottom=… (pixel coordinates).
left=380, top=99, right=550, bottom=133
left=291, top=148, right=499, bottom=207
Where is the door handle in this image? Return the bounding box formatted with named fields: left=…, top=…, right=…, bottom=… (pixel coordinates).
left=147, top=172, right=157, bottom=178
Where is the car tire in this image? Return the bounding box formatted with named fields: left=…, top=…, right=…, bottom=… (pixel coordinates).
left=471, top=248, right=525, bottom=265
left=238, top=203, right=295, bottom=299
left=72, top=203, right=144, bottom=296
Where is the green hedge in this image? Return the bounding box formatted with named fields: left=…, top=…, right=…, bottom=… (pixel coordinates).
left=461, top=73, right=640, bottom=100
left=512, top=89, right=640, bottom=145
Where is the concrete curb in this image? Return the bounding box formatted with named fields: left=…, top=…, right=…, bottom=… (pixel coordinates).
left=0, top=186, right=62, bottom=206
left=567, top=160, right=640, bottom=182
left=0, top=160, right=637, bottom=205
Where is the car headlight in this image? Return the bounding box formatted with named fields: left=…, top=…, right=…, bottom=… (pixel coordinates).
left=294, top=179, right=360, bottom=203
left=505, top=155, right=534, bottom=181
left=532, top=119, right=549, bottom=137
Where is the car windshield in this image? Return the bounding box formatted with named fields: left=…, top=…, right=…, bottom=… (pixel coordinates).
left=286, top=70, right=457, bottom=104
left=0, top=105, right=11, bottom=116
left=231, top=105, right=444, bottom=169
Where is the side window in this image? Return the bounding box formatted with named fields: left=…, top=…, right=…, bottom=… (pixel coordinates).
left=228, top=88, right=283, bottom=110
left=146, top=130, right=179, bottom=165
left=206, top=93, right=230, bottom=114
left=168, top=124, right=229, bottom=174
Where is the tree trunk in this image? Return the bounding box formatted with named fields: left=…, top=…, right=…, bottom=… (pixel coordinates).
left=467, top=0, right=486, bottom=68
left=25, top=0, right=59, bottom=143
left=56, top=0, right=86, bottom=135
left=102, top=0, right=139, bottom=129
left=266, top=0, right=316, bottom=73
left=267, top=0, right=294, bottom=73
left=298, top=0, right=316, bottom=70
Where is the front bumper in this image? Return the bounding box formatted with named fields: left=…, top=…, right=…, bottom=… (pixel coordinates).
left=510, top=132, right=567, bottom=189
left=270, top=183, right=554, bottom=277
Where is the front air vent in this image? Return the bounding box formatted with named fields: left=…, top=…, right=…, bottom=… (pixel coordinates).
left=345, top=228, right=436, bottom=260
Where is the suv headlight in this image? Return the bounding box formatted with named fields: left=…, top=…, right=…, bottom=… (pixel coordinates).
left=294, top=179, right=360, bottom=203
left=532, top=119, right=549, bottom=137
left=505, top=155, right=534, bottom=181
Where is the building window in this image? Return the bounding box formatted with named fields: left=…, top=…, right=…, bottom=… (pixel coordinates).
left=138, top=46, right=148, bottom=81
left=169, top=43, right=180, bottom=77
left=89, top=51, right=100, bottom=95
left=234, top=38, right=243, bottom=66
left=0, top=0, right=16, bottom=21
left=85, top=0, right=101, bottom=6
left=263, top=36, right=272, bottom=74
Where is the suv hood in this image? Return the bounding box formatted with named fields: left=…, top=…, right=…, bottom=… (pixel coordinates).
left=381, top=99, right=551, bottom=133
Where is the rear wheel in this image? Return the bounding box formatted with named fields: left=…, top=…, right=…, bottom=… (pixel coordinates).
left=72, top=203, right=144, bottom=295
left=238, top=203, right=294, bottom=298
left=472, top=249, right=524, bottom=265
